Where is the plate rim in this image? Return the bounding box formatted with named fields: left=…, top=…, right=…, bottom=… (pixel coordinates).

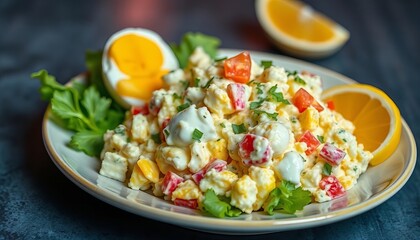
left=41, top=49, right=417, bottom=234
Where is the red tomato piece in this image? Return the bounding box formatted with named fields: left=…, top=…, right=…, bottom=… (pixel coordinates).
left=326, top=100, right=335, bottom=111
left=224, top=51, right=251, bottom=83
left=298, top=130, right=321, bottom=155
left=227, top=83, right=247, bottom=111
left=161, top=171, right=184, bottom=195
left=292, top=88, right=324, bottom=113
left=174, top=198, right=198, bottom=209
left=319, top=176, right=345, bottom=199
left=131, top=104, right=149, bottom=115
left=238, top=134, right=272, bottom=166
left=319, top=143, right=346, bottom=165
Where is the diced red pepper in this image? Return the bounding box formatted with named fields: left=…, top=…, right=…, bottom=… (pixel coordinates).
left=227, top=83, right=247, bottom=111
left=326, top=100, right=335, bottom=111
left=224, top=51, right=251, bottom=83
left=319, top=143, right=346, bottom=165
left=192, top=159, right=227, bottom=184
left=131, top=104, right=149, bottom=115
left=238, top=134, right=272, bottom=166
left=298, top=130, right=321, bottom=155
left=161, top=171, right=184, bottom=195
left=174, top=198, right=198, bottom=209
left=319, top=176, right=345, bottom=199
left=292, top=88, right=324, bottom=113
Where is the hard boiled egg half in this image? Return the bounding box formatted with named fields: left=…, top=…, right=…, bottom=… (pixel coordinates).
left=102, top=28, right=179, bottom=108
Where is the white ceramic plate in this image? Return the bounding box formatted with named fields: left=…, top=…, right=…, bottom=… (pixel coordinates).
left=42, top=49, right=417, bottom=234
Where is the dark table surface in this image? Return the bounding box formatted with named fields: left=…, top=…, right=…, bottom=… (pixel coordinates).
left=1, top=0, right=419, bottom=239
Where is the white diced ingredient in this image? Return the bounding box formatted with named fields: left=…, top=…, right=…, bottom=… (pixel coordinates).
left=248, top=166, right=276, bottom=210
left=121, top=142, right=140, bottom=171
left=188, top=47, right=212, bottom=69
left=261, top=66, right=288, bottom=83
left=188, top=141, right=211, bottom=173
left=199, top=169, right=238, bottom=196
left=99, top=152, right=128, bottom=182
left=252, top=122, right=291, bottom=157
left=184, top=87, right=205, bottom=104
left=131, top=114, right=149, bottom=143
left=230, top=175, right=257, bottom=214
left=160, top=145, right=190, bottom=171
left=171, top=180, right=202, bottom=201
left=274, top=151, right=304, bottom=185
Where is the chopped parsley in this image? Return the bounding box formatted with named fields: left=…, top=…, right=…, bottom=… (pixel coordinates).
left=194, top=78, right=201, bottom=87
left=322, top=163, right=332, bottom=176
left=177, top=102, right=191, bottom=112
left=317, top=135, right=325, bottom=143
left=261, top=60, right=273, bottom=69
left=353, top=166, right=358, bottom=172
left=181, top=80, right=189, bottom=90
left=253, top=109, right=278, bottom=121
left=151, top=133, right=162, bottom=144
left=232, top=123, right=247, bottom=134
left=204, top=77, right=215, bottom=88
left=250, top=98, right=266, bottom=110
left=164, top=129, right=170, bottom=137
left=172, top=93, right=182, bottom=100
left=192, top=128, right=203, bottom=142
left=220, top=123, right=226, bottom=128
left=215, top=56, right=227, bottom=62
left=286, top=70, right=298, bottom=77
left=268, top=85, right=290, bottom=104
left=294, top=75, right=307, bottom=85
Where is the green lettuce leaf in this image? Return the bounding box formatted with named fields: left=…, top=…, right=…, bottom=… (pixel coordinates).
left=264, top=180, right=312, bottom=215
left=202, top=189, right=242, bottom=218
left=171, top=32, right=221, bottom=68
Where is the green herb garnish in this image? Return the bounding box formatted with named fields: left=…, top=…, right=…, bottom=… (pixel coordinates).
left=253, top=109, right=278, bottom=121
left=32, top=57, right=124, bottom=157
left=268, top=85, right=290, bottom=104
left=177, top=102, right=191, bottom=112
left=204, top=77, right=215, bottom=88
left=151, top=133, right=162, bottom=144
left=194, top=78, right=201, bottom=87
left=322, top=163, right=332, bottom=176
left=317, top=135, right=325, bottom=143
left=192, top=128, right=203, bottom=142
left=263, top=180, right=312, bottom=215
left=261, top=60, right=273, bottom=69
left=232, top=123, right=247, bottom=134
left=294, top=76, right=307, bottom=85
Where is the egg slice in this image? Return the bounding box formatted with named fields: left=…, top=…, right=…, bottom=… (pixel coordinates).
left=102, top=28, right=179, bottom=108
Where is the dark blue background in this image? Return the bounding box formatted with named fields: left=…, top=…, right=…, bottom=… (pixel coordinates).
left=1, top=0, right=418, bottom=239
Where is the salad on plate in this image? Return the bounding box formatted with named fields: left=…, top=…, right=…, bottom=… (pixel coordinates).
left=33, top=28, right=378, bottom=218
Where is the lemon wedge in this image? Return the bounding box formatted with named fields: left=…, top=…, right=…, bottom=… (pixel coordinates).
left=255, top=0, right=350, bottom=58
left=322, top=84, right=402, bottom=165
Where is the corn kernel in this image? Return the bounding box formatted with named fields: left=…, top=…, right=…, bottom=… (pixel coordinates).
left=137, top=158, right=160, bottom=183
left=299, top=106, right=320, bottom=131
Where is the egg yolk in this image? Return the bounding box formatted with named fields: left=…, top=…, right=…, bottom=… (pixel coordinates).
left=108, top=34, right=166, bottom=100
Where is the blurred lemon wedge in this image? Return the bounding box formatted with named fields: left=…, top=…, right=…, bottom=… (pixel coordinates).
left=322, top=84, right=402, bottom=165
left=256, top=0, right=350, bottom=58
